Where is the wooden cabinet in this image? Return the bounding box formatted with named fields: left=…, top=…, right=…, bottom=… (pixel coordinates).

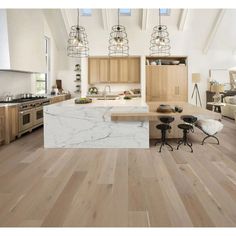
left=166, top=66, right=188, bottom=102
left=128, top=57, right=140, bottom=83
left=0, top=107, right=5, bottom=145
left=4, top=105, right=19, bottom=144
left=146, top=66, right=168, bottom=101
left=89, top=58, right=100, bottom=84
left=99, top=59, right=109, bottom=83
left=109, top=58, right=119, bottom=83
left=50, top=95, right=69, bottom=104
left=88, top=57, right=140, bottom=84
left=119, top=58, right=129, bottom=83
left=146, top=57, right=188, bottom=102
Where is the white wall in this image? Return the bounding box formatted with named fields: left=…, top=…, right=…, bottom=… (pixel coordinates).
left=0, top=71, right=31, bottom=97
left=0, top=10, right=62, bottom=97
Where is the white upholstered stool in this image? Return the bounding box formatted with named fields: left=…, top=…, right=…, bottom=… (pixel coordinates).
left=195, top=119, right=223, bottom=145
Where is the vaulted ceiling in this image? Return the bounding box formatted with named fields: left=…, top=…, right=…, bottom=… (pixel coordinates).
left=44, top=9, right=236, bottom=54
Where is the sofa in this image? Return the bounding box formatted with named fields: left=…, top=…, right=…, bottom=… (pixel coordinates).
left=222, top=96, right=236, bottom=120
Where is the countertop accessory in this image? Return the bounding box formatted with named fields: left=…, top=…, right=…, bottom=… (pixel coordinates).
left=108, top=9, right=129, bottom=56
left=156, top=104, right=173, bottom=113
left=88, top=86, right=98, bottom=95
left=171, top=60, right=180, bottom=65
left=67, top=9, right=89, bottom=58
left=150, top=9, right=171, bottom=56
left=74, top=97, right=92, bottom=104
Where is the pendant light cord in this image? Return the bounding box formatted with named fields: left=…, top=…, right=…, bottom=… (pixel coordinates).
left=118, top=9, right=120, bottom=26
left=159, top=8, right=161, bottom=26
left=77, top=9, right=80, bottom=27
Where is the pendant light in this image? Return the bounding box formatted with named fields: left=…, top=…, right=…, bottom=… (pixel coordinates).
left=108, top=9, right=129, bottom=56
left=67, top=9, right=89, bottom=58
left=150, top=9, right=170, bottom=56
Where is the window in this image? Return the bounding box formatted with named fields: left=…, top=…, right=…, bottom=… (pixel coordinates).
left=35, top=36, right=50, bottom=94
left=81, top=9, right=92, bottom=16
left=119, top=9, right=131, bottom=16
left=160, top=9, right=171, bottom=16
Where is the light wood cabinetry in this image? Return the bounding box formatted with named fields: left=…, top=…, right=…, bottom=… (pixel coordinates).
left=128, top=57, right=140, bottom=83
left=109, top=58, right=119, bottom=83
left=0, top=107, right=5, bottom=145
left=5, top=105, right=19, bottom=144
left=89, top=58, right=100, bottom=84
left=50, top=95, right=70, bottom=104
left=119, top=58, right=129, bottom=83
left=88, top=56, right=140, bottom=84
left=99, top=59, right=109, bottom=83
left=146, top=57, right=188, bottom=102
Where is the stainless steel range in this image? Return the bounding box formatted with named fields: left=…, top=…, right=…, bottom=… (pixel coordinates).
left=3, top=97, right=51, bottom=137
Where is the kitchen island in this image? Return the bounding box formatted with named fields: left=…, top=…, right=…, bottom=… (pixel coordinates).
left=44, top=98, right=149, bottom=148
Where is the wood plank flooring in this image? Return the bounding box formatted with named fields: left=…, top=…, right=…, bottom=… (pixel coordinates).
left=0, top=118, right=236, bottom=227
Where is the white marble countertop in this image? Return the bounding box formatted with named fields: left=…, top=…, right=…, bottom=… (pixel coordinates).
left=47, top=97, right=148, bottom=108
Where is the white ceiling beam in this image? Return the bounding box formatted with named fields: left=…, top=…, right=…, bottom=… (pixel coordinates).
left=101, top=9, right=110, bottom=30
left=60, top=9, right=71, bottom=35
left=141, top=9, right=149, bottom=31
left=178, top=9, right=189, bottom=31
left=203, top=9, right=226, bottom=54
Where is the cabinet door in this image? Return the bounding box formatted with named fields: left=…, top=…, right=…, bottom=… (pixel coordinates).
left=89, top=58, right=100, bottom=84
left=5, top=106, right=18, bottom=143
left=0, top=108, right=5, bottom=144
left=128, top=57, right=140, bottom=83
left=146, top=66, right=168, bottom=101
left=167, top=65, right=188, bottom=101
left=119, top=58, right=129, bottom=83
left=99, top=59, right=109, bottom=83
left=109, top=58, right=119, bottom=83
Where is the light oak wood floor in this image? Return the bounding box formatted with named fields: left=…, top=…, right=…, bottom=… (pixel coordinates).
left=0, top=118, right=236, bottom=227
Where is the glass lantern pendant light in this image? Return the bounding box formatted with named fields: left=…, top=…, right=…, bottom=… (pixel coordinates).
left=67, top=9, right=89, bottom=58
left=150, top=9, right=171, bottom=56
left=108, top=9, right=129, bottom=56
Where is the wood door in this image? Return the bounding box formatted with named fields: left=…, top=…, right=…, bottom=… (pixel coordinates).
left=89, top=58, right=100, bottom=84
left=128, top=57, right=140, bottom=83
left=5, top=106, right=19, bottom=143
left=109, top=58, right=119, bottom=83
left=119, top=58, right=129, bottom=83
left=167, top=65, right=188, bottom=102
left=146, top=66, right=168, bottom=101
left=99, top=58, right=109, bottom=83
left=0, top=107, right=5, bottom=144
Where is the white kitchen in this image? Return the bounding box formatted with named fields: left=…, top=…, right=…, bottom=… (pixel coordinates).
left=0, top=5, right=236, bottom=229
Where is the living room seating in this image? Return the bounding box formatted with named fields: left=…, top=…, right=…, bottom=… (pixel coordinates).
left=195, top=119, right=224, bottom=145
left=221, top=95, right=236, bottom=120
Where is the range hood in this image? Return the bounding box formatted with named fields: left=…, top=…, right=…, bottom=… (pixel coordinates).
left=0, top=9, right=46, bottom=73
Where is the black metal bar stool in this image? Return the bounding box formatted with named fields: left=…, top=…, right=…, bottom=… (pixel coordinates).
left=155, top=116, right=175, bottom=153
left=177, top=115, right=197, bottom=153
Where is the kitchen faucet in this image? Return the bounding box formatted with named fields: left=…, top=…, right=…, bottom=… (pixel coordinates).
left=103, top=85, right=111, bottom=99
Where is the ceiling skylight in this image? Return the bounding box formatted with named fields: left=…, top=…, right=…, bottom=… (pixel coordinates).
left=119, top=9, right=131, bottom=16
left=160, top=8, right=171, bottom=16
left=81, top=9, right=92, bottom=16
